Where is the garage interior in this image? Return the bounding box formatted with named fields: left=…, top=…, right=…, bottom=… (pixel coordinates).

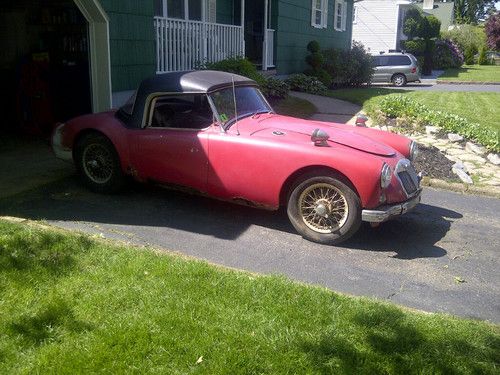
left=0, top=0, right=91, bottom=138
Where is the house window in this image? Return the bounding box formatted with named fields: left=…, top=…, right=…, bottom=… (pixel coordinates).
left=154, top=0, right=203, bottom=21
left=311, top=0, right=328, bottom=29
left=334, top=0, right=347, bottom=31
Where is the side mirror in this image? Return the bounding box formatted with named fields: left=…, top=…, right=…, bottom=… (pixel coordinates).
left=355, top=114, right=369, bottom=127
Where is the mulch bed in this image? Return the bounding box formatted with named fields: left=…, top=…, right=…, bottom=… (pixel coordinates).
left=413, top=143, right=460, bottom=182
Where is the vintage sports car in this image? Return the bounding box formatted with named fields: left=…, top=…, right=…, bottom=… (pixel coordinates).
left=52, top=70, right=421, bottom=244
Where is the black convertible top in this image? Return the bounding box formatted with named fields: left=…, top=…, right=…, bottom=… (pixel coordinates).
left=119, top=70, right=257, bottom=128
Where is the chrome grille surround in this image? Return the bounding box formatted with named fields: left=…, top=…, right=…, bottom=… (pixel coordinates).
left=395, top=158, right=420, bottom=197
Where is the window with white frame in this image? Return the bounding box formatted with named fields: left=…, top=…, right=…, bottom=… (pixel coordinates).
left=334, top=0, right=347, bottom=31
left=154, top=0, right=205, bottom=22
left=352, top=5, right=358, bottom=24
left=311, top=0, right=328, bottom=28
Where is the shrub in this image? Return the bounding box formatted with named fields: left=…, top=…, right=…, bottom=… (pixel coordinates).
left=201, top=57, right=289, bottom=100
left=285, top=74, right=327, bottom=95
left=485, top=12, right=500, bottom=51
left=433, top=39, right=464, bottom=69
left=442, top=25, right=486, bottom=55
left=379, top=95, right=499, bottom=152
left=477, top=46, right=488, bottom=65
left=260, top=77, right=289, bottom=100
left=464, top=45, right=476, bottom=64
left=203, top=56, right=265, bottom=84
left=305, top=40, right=332, bottom=86
left=323, top=41, right=374, bottom=87
left=401, top=39, right=426, bottom=55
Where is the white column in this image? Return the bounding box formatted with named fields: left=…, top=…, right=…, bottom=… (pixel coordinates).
left=262, top=0, right=268, bottom=70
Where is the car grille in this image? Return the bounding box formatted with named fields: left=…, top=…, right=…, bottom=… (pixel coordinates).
left=398, top=171, right=418, bottom=194
left=395, top=159, right=419, bottom=196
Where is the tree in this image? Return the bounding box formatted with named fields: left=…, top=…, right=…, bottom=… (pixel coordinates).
left=403, top=9, right=441, bottom=74
left=454, top=0, right=496, bottom=24
left=485, top=12, right=500, bottom=50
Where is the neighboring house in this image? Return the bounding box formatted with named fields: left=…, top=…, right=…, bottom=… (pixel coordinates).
left=416, top=0, right=454, bottom=31
left=351, top=0, right=413, bottom=54
left=352, top=0, right=454, bottom=54
left=1, top=0, right=353, bottom=130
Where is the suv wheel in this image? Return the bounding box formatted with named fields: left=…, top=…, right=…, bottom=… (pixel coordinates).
left=392, top=74, right=407, bottom=87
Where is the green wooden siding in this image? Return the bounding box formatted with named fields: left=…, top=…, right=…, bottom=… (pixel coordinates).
left=100, top=0, right=156, bottom=92
left=273, top=0, right=353, bottom=74
left=217, top=0, right=236, bottom=25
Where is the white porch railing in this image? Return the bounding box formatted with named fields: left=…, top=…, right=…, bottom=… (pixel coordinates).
left=265, top=28, right=275, bottom=69
left=155, top=17, right=244, bottom=73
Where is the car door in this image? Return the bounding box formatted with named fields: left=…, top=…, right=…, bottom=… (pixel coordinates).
left=372, top=55, right=389, bottom=82
left=129, top=94, right=212, bottom=193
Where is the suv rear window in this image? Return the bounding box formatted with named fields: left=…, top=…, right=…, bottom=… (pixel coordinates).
left=387, top=55, right=412, bottom=66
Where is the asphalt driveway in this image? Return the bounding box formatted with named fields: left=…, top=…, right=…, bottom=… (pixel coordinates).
left=1, top=177, right=499, bottom=323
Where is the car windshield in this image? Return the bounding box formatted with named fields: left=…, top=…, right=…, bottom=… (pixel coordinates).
left=209, top=86, right=272, bottom=129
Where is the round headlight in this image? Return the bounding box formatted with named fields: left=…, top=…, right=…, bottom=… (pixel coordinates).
left=381, top=163, right=392, bottom=189
left=409, top=141, right=418, bottom=161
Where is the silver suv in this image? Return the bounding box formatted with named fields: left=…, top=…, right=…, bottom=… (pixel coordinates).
left=371, top=52, right=420, bottom=86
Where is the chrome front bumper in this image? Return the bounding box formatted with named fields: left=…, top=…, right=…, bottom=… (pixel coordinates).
left=361, top=190, right=422, bottom=223
left=52, top=124, right=73, bottom=162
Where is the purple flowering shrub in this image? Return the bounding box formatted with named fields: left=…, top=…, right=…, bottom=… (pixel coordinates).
left=433, top=39, right=464, bottom=69
left=485, top=13, right=500, bottom=51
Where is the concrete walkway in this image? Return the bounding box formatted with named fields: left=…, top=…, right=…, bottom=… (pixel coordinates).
left=0, top=139, right=73, bottom=199
left=290, top=91, right=361, bottom=124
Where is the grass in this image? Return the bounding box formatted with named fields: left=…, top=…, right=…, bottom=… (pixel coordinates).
left=0, top=219, right=499, bottom=374
left=438, top=65, right=500, bottom=83
left=273, top=95, right=317, bottom=119
left=328, top=88, right=500, bottom=134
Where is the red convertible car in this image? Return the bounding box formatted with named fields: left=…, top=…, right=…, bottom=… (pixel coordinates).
left=52, top=70, right=421, bottom=244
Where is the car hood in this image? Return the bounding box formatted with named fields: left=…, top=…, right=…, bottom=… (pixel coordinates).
left=249, top=115, right=396, bottom=157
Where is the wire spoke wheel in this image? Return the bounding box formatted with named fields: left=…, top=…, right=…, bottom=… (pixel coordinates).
left=82, top=143, right=114, bottom=184
left=298, top=183, right=349, bottom=234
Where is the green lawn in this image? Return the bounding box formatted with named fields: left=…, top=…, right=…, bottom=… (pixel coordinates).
left=328, top=88, right=500, bottom=133
left=273, top=95, right=317, bottom=119
left=0, top=219, right=499, bottom=374
left=438, top=65, right=500, bottom=83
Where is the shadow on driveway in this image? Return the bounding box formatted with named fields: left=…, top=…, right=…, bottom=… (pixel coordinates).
left=0, top=176, right=458, bottom=259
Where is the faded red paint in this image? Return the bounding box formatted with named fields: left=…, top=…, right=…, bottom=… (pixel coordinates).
left=56, top=111, right=414, bottom=210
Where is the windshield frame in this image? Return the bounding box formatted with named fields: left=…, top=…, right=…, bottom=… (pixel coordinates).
left=208, top=85, right=273, bottom=132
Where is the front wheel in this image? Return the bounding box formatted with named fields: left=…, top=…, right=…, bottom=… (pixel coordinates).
left=287, top=175, right=361, bottom=245
left=74, top=133, right=125, bottom=193
left=392, top=73, right=407, bottom=87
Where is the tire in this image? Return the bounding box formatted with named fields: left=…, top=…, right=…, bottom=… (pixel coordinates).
left=74, top=132, right=125, bottom=193
left=392, top=73, right=407, bottom=87
left=287, top=174, right=361, bottom=245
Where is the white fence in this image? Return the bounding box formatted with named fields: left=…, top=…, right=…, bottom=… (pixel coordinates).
left=155, top=17, right=245, bottom=73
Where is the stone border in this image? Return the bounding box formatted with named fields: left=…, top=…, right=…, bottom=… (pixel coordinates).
left=436, top=80, right=500, bottom=85
left=421, top=177, right=500, bottom=199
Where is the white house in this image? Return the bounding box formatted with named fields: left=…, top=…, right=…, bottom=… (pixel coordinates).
left=351, top=0, right=413, bottom=53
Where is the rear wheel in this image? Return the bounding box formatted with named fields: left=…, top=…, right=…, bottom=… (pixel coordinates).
left=287, top=175, right=361, bottom=245
left=392, top=73, right=407, bottom=87
left=74, top=133, right=125, bottom=193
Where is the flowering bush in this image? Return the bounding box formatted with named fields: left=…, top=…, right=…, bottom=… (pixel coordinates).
left=433, top=39, right=464, bottom=69
left=485, top=12, right=500, bottom=51
left=379, top=95, right=499, bottom=152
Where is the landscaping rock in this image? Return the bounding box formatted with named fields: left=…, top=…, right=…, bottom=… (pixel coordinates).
left=465, top=142, right=487, bottom=156
left=452, top=161, right=468, bottom=174
left=447, top=133, right=464, bottom=142
left=487, top=153, right=500, bottom=166
left=452, top=167, right=473, bottom=184
left=459, top=153, right=487, bottom=164
left=446, top=148, right=466, bottom=157
left=425, top=126, right=439, bottom=135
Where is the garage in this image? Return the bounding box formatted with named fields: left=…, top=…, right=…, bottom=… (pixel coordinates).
left=0, top=0, right=94, bottom=137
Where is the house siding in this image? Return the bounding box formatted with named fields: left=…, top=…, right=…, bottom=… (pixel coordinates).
left=100, top=0, right=156, bottom=93
left=274, top=0, right=353, bottom=74
left=351, top=0, right=399, bottom=54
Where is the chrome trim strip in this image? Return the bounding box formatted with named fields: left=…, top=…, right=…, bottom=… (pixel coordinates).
left=362, top=190, right=422, bottom=223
